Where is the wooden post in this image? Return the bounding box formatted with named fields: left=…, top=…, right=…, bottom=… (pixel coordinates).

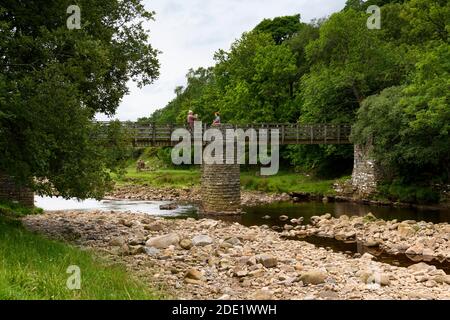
left=337, top=125, right=341, bottom=144
left=133, top=123, right=137, bottom=147
left=152, top=122, right=156, bottom=146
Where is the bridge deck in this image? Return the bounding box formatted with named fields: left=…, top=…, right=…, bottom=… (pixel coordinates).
left=98, top=122, right=352, bottom=147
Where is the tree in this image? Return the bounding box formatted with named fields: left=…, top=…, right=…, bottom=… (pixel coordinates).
left=253, top=14, right=302, bottom=45
left=400, top=0, right=449, bottom=44
left=0, top=0, right=159, bottom=199
left=352, top=43, right=450, bottom=183
left=213, top=32, right=298, bottom=123
left=299, top=8, right=407, bottom=122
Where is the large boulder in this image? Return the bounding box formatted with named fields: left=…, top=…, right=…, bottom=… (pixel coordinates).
left=145, top=233, right=180, bottom=249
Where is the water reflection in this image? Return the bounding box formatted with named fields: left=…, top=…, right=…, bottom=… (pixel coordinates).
left=240, top=201, right=450, bottom=226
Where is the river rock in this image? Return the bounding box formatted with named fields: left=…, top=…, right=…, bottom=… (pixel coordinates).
left=159, top=203, right=178, bottom=210
left=364, top=238, right=380, bottom=247
left=422, top=248, right=434, bottom=257
left=112, top=243, right=129, bottom=255
left=398, top=223, right=416, bottom=238
left=109, top=237, right=125, bottom=246
left=365, top=213, right=377, bottom=221
left=179, top=238, right=193, bottom=250
left=144, top=223, right=165, bottom=231
left=129, top=245, right=146, bottom=255
left=128, top=236, right=146, bottom=246
left=407, top=262, right=433, bottom=272
left=145, top=233, right=180, bottom=249
left=361, top=253, right=375, bottom=260
left=299, top=270, right=328, bottom=285
left=144, top=247, right=160, bottom=256
left=192, top=235, right=213, bottom=246
left=262, top=215, right=271, bottom=220
left=367, top=273, right=391, bottom=286
left=255, top=254, right=278, bottom=268
left=406, top=243, right=424, bottom=256
left=433, top=275, right=450, bottom=285
left=322, top=213, right=332, bottom=220
left=185, top=268, right=204, bottom=281
left=119, top=219, right=133, bottom=228
left=250, top=288, right=273, bottom=300
left=279, top=215, right=289, bottom=221
left=224, top=237, right=242, bottom=246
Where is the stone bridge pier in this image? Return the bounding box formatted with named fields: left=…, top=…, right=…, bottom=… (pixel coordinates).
left=0, top=172, right=34, bottom=207
left=351, top=143, right=381, bottom=197
left=200, top=135, right=241, bottom=215
left=201, top=161, right=241, bottom=215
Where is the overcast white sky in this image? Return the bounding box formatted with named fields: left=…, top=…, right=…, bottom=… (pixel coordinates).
left=97, top=0, right=347, bottom=121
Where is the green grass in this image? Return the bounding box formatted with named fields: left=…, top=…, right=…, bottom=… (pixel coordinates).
left=114, top=165, right=201, bottom=188
left=0, top=203, right=166, bottom=300
left=240, top=171, right=343, bottom=195
left=114, top=162, right=346, bottom=195
left=0, top=201, right=43, bottom=216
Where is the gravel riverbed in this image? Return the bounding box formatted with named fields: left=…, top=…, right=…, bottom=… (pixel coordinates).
left=106, top=185, right=291, bottom=206
left=22, top=211, right=450, bottom=300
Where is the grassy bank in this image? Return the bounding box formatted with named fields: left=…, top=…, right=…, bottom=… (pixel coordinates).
left=113, top=162, right=346, bottom=196
left=0, top=202, right=165, bottom=300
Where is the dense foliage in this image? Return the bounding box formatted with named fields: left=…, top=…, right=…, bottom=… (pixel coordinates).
left=0, top=0, right=159, bottom=198
left=149, top=0, right=449, bottom=186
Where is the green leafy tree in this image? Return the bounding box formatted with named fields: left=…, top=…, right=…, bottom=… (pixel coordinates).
left=352, top=43, right=450, bottom=183
left=0, top=0, right=159, bottom=199
left=253, top=14, right=302, bottom=45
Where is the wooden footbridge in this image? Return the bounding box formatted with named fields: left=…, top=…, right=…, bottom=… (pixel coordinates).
left=97, top=122, right=352, bottom=147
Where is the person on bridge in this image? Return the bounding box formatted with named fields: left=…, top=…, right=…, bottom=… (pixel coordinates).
left=187, top=110, right=197, bottom=130
left=212, top=112, right=221, bottom=126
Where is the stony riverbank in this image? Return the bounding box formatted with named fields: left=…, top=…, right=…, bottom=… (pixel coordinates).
left=281, top=213, right=450, bottom=261
left=106, top=184, right=291, bottom=206
left=22, top=211, right=450, bottom=300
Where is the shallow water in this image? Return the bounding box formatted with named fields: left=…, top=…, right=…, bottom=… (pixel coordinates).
left=240, top=201, right=450, bottom=226
left=35, top=196, right=197, bottom=218
left=35, top=196, right=450, bottom=273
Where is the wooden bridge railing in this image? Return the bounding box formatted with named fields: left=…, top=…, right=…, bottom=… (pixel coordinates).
left=95, top=122, right=352, bottom=147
